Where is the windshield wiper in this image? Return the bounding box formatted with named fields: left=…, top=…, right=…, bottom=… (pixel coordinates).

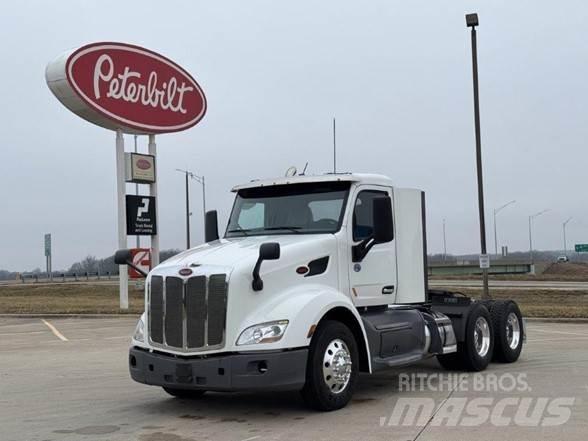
left=227, top=226, right=251, bottom=236
left=263, top=226, right=303, bottom=233
left=227, top=226, right=303, bottom=235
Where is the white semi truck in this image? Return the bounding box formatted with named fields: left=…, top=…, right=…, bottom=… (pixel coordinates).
left=118, top=173, right=524, bottom=411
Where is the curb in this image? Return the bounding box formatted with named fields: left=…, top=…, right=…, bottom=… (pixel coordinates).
left=0, top=313, right=140, bottom=319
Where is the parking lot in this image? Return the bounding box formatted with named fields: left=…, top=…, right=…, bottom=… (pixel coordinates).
left=1, top=317, right=587, bottom=441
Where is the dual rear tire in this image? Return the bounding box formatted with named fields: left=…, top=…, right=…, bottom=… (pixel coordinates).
left=438, top=300, right=524, bottom=371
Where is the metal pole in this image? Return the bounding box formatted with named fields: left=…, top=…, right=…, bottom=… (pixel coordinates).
left=333, top=118, right=336, bottom=174
left=529, top=209, right=549, bottom=266
left=563, top=217, right=572, bottom=257
left=442, top=219, right=447, bottom=261
left=467, top=14, right=489, bottom=299
left=493, top=200, right=516, bottom=257
left=563, top=223, right=567, bottom=256
left=202, top=175, right=206, bottom=228
left=116, top=130, right=129, bottom=309
left=185, top=171, right=191, bottom=249
left=148, top=135, right=160, bottom=267
left=134, top=135, right=140, bottom=250
left=493, top=209, right=498, bottom=256
left=528, top=215, right=533, bottom=264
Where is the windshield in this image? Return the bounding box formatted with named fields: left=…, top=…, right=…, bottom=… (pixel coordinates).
left=226, top=182, right=351, bottom=237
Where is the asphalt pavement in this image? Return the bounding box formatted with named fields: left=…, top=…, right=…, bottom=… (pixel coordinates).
left=1, top=317, right=587, bottom=441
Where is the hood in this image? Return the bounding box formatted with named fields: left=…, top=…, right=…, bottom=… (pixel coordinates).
left=156, top=234, right=337, bottom=271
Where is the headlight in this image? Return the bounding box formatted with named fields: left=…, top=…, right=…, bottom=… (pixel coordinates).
left=236, top=320, right=288, bottom=346
left=133, top=314, right=145, bottom=342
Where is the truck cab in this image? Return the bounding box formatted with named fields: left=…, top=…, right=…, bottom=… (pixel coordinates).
left=125, top=173, right=524, bottom=410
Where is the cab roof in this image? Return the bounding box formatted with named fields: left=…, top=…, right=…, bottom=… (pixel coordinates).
left=231, top=173, right=394, bottom=192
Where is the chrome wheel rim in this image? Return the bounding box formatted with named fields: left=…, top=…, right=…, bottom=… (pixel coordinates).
left=322, top=339, right=352, bottom=394
left=474, top=316, right=491, bottom=357
left=506, top=312, right=521, bottom=350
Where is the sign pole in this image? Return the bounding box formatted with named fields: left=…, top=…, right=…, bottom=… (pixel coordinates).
left=148, top=134, right=160, bottom=267
left=134, top=135, right=140, bottom=250
left=116, top=129, right=129, bottom=309
left=466, top=13, right=490, bottom=300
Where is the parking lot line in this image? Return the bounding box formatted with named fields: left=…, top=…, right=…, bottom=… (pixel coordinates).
left=531, top=328, right=588, bottom=337
left=41, top=319, right=68, bottom=341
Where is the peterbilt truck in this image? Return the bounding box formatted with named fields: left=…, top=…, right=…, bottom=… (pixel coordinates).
left=119, top=173, right=524, bottom=411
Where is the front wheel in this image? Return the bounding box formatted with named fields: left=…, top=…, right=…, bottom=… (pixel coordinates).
left=301, top=320, right=359, bottom=411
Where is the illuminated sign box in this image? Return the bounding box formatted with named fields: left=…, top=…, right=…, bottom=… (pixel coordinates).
left=125, top=153, right=156, bottom=183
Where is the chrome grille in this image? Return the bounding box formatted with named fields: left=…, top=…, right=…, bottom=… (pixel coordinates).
left=148, top=273, right=228, bottom=351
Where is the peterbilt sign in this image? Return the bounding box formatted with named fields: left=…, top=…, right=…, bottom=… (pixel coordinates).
left=45, top=42, right=207, bottom=134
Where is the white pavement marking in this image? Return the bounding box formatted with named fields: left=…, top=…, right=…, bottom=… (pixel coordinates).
left=0, top=331, right=46, bottom=336
left=240, top=436, right=261, bottom=441
left=41, top=319, right=68, bottom=342
left=531, top=327, right=588, bottom=337
left=527, top=337, right=588, bottom=343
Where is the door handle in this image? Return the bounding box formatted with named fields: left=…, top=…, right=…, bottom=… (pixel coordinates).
left=382, top=285, right=395, bottom=295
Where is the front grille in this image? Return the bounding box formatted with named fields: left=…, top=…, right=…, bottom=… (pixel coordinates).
left=149, top=274, right=228, bottom=351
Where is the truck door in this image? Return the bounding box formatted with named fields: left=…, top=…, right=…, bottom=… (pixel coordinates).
left=348, top=186, right=397, bottom=306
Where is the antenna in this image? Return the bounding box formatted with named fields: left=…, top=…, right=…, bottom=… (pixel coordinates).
left=301, top=162, right=309, bottom=175
left=333, top=117, right=337, bottom=173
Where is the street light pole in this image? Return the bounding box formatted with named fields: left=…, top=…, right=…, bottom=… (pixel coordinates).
left=442, top=218, right=447, bottom=261
left=563, top=217, right=573, bottom=257
left=528, top=209, right=550, bottom=264
left=493, top=200, right=516, bottom=256
left=134, top=135, right=140, bottom=250
left=191, top=174, right=207, bottom=229
left=466, top=13, right=489, bottom=299
left=176, top=169, right=193, bottom=249
left=176, top=169, right=206, bottom=249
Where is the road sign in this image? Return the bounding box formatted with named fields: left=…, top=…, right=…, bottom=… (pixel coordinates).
left=128, top=248, right=151, bottom=279
left=575, top=244, right=588, bottom=253
left=126, top=195, right=157, bottom=236
left=44, top=234, right=51, bottom=257
left=479, top=254, right=490, bottom=269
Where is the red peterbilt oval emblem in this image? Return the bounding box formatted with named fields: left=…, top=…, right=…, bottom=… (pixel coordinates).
left=136, top=159, right=151, bottom=170
left=46, top=42, right=207, bottom=134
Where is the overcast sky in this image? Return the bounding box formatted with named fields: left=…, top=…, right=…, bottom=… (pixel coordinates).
left=1, top=0, right=587, bottom=271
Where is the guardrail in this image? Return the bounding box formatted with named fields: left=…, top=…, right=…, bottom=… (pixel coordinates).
left=18, top=272, right=114, bottom=283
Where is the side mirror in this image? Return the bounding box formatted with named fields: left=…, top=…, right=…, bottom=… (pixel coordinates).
left=205, top=210, right=219, bottom=242
left=113, top=249, right=148, bottom=278
left=252, top=242, right=280, bottom=291
left=352, top=196, right=393, bottom=262
left=114, top=249, right=133, bottom=265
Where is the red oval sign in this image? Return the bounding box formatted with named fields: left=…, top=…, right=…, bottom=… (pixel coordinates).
left=136, top=159, right=151, bottom=170
left=46, top=42, right=206, bottom=134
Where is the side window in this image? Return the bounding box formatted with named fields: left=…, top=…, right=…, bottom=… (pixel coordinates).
left=237, top=202, right=265, bottom=229
left=352, top=190, right=390, bottom=241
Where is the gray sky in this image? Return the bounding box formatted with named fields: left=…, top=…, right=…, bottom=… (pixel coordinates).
left=1, top=0, right=587, bottom=271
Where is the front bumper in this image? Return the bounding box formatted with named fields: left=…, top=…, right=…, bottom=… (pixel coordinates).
left=129, top=346, right=308, bottom=392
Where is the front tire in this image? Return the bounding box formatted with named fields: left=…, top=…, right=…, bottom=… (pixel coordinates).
left=163, top=387, right=206, bottom=399
left=301, top=320, right=359, bottom=411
